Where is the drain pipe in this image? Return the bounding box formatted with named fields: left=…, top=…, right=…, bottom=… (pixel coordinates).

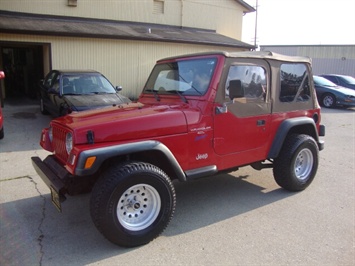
left=181, top=0, right=184, bottom=28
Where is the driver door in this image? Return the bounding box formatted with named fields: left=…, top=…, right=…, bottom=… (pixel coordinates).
left=213, top=59, right=272, bottom=163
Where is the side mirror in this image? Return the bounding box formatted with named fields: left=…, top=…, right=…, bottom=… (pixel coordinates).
left=115, top=86, right=123, bottom=92
left=216, top=79, right=244, bottom=115
left=36, top=80, right=43, bottom=89
left=48, top=88, right=58, bottom=94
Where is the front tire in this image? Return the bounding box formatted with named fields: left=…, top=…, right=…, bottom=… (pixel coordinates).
left=90, top=162, right=176, bottom=247
left=273, top=134, right=319, bottom=191
left=40, top=97, right=49, bottom=115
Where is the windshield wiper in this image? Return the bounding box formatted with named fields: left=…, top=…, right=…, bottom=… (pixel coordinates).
left=177, top=74, right=202, bottom=95
left=90, top=92, right=114, bottom=94
left=144, top=89, right=160, bottom=101
left=167, top=90, right=188, bottom=103
left=63, top=93, right=80, bottom=96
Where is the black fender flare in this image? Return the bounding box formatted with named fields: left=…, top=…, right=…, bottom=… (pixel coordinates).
left=74, top=140, right=187, bottom=181
left=268, top=117, right=319, bottom=159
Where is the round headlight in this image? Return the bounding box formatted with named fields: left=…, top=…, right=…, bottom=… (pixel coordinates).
left=48, top=126, right=53, bottom=142
left=65, top=132, right=73, bottom=154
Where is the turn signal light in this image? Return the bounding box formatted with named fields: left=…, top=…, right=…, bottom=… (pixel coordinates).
left=84, top=156, right=96, bottom=169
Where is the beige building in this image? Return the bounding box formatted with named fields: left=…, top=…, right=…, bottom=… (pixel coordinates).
left=0, top=0, right=255, bottom=100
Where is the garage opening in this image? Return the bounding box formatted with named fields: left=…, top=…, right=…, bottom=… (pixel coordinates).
left=0, top=42, right=50, bottom=105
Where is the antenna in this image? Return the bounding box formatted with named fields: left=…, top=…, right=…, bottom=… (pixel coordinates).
left=254, top=0, right=258, bottom=48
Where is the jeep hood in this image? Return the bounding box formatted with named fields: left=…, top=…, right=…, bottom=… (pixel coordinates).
left=53, top=103, right=188, bottom=144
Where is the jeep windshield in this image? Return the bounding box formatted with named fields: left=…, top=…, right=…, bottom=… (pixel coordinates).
left=143, top=58, right=217, bottom=96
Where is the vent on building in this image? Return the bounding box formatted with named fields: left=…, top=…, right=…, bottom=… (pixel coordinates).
left=153, top=0, right=164, bottom=14
left=68, top=0, right=77, bottom=7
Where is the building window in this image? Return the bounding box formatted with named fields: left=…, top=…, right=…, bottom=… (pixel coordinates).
left=153, top=0, right=164, bottom=14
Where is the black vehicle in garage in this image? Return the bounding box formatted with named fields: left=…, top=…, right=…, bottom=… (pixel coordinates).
left=0, top=70, right=5, bottom=139
left=38, top=70, right=131, bottom=117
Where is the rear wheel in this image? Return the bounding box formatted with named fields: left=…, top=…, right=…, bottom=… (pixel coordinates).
left=0, top=126, right=4, bottom=139
left=321, top=93, right=336, bottom=108
left=90, top=162, right=176, bottom=247
left=273, top=134, right=319, bottom=191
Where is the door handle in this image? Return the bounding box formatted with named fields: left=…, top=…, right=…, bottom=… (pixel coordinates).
left=257, top=120, right=265, bottom=126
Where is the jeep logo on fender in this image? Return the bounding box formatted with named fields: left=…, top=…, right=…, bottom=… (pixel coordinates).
left=196, top=153, right=208, bottom=160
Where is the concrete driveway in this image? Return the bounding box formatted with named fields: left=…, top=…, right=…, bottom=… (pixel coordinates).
left=0, top=101, right=354, bottom=266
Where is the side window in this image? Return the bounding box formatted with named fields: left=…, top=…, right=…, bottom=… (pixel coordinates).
left=52, top=75, right=60, bottom=92
left=326, top=76, right=337, bottom=84
left=225, top=65, right=267, bottom=102
left=280, top=64, right=310, bottom=102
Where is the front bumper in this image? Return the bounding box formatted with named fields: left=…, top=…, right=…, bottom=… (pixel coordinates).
left=336, top=98, right=355, bottom=107
left=318, top=124, right=325, bottom=151
left=31, top=156, right=68, bottom=211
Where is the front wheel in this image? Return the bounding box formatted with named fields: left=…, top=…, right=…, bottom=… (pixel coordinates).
left=0, top=126, right=4, bottom=139
left=90, top=162, right=176, bottom=247
left=40, top=97, right=49, bottom=115
left=273, top=134, right=319, bottom=191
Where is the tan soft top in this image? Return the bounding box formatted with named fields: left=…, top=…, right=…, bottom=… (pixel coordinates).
left=159, top=51, right=311, bottom=64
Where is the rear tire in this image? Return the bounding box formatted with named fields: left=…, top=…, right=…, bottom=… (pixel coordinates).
left=0, top=127, right=4, bottom=139
left=273, top=134, right=319, bottom=191
left=90, top=161, right=176, bottom=247
left=321, top=93, right=336, bottom=108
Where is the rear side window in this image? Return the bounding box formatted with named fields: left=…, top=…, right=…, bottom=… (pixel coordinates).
left=324, top=76, right=338, bottom=84
left=280, top=64, right=310, bottom=102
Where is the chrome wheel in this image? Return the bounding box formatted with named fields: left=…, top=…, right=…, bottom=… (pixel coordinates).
left=273, top=134, right=319, bottom=191
left=117, top=184, right=161, bottom=231
left=90, top=162, right=175, bottom=247
left=322, top=94, right=335, bottom=108
left=294, top=148, right=313, bottom=181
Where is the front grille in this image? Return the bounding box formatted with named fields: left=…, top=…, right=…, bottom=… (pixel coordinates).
left=52, top=125, right=69, bottom=163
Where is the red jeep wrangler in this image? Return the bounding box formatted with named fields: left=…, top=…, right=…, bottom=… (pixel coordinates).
left=32, top=51, right=325, bottom=247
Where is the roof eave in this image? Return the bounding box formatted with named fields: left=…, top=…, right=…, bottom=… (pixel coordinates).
left=0, top=11, right=255, bottom=50
left=0, top=28, right=255, bottom=49
left=235, top=0, right=256, bottom=13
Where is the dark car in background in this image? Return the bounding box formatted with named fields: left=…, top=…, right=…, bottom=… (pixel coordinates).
left=320, top=74, right=355, bottom=90
left=0, top=70, right=5, bottom=139
left=39, top=70, right=131, bottom=117
left=313, top=75, right=355, bottom=108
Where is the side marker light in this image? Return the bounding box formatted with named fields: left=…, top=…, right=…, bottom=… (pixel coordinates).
left=85, top=156, right=96, bottom=169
